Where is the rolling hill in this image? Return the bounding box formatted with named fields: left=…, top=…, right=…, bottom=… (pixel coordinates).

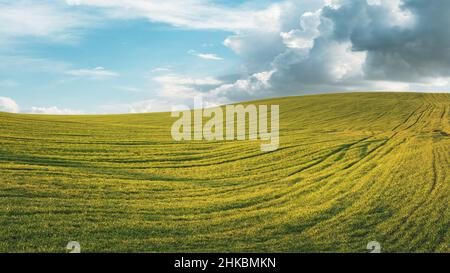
left=0, top=92, right=449, bottom=252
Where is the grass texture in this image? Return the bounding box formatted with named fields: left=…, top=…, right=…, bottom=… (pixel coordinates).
left=0, top=92, right=449, bottom=252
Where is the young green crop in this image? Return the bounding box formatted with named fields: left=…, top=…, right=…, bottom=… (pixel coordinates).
left=0, top=92, right=448, bottom=252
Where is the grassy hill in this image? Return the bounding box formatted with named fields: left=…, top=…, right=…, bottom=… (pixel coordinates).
left=0, top=92, right=449, bottom=252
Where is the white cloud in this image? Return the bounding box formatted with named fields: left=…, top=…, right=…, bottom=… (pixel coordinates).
left=100, top=99, right=175, bottom=113
left=65, top=0, right=286, bottom=32
left=196, top=53, right=224, bottom=61
left=152, top=74, right=223, bottom=100
left=280, top=10, right=321, bottom=50
left=367, top=81, right=411, bottom=92
left=127, top=99, right=174, bottom=113
left=0, top=96, right=19, bottom=113
left=327, top=42, right=366, bottom=81
left=188, top=50, right=223, bottom=61
left=0, top=55, right=70, bottom=74
left=366, top=0, right=415, bottom=27
left=29, top=106, right=83, bottom=115
left=202, top=43, right=214, bottom=47
left=0, top=1, right=95, bottom=44
left=113, top=74, right=226, bottom=110
left=209, top=0, right=450, bottom=103
left=151, top=67, right=171, bottom=73
left=223, top=36, right=244, bottom=54
left=154, top=75, right=222, bottom=86
left=114, top=86, right=142, bottom=92
left=425, top=77, right=449, bottom=87
left=210, top=70, right=275, bottom=102
left=66, top=67, right=119, bottom=79
left=2, top=0, right=448, bottom=115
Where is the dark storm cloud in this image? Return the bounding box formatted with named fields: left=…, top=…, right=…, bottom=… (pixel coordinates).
left=211, top=0, right=450, bottom=103
left=323, top=0, right=450, bottom=82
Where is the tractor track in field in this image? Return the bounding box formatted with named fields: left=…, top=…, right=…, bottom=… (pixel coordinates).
left=391, top=104, right=424, bottom=131
left=430, top=149, right=438, bottom=194
left=440, top=106, right=446, bottom=120
left=386, top=147, right=440, bottom=242
left=286, top=136, right=372, bottom=177
left=384, top=105, right=443, bottom=240
left=302, top=103, right=444, bottom=250
left=310, top=104, right=440, bottom=238
left=1, top=93, right=449, bottom=252
left=339, top=104, right=431, bottom=171
left=287, top=105, right=434, bottom=228
left=281, top=103, right=434, bottom=210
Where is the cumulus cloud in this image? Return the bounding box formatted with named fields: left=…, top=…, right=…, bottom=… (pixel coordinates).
left=224, top=33, right=286, bottom=73
left=321, top=0, right=434, bottom=82
left=222, top=1, right=326, bottom=74
left=280, top=10, right=321, bottom=50
left=66, top=67, right=119, bottom=79
left=202, top=0, right=450, bottom=103
left=0, top=96, right=19, bottom=113
left=29, top=106, right=83, bottom=115
left=210, top=70, right=275, bottom=102
left=152, top=74, right=223, bottom=100
left=3, top=0, right=449, bottom=114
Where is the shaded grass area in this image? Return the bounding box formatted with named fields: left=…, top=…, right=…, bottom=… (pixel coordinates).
left=0, top=92, right=449, bottom=252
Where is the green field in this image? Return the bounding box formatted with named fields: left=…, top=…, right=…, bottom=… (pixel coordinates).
left=0, top=92, right=449, bottom=253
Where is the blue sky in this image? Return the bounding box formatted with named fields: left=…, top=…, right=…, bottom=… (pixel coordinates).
left=0, top=0, right=449, bottom=114
left=0, top=0, right=248, bottom=113
left=2, top=19, right=238, bottom=113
